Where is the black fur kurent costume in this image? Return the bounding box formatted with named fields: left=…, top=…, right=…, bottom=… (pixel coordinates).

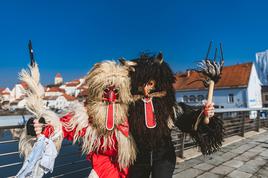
left=123, top=53, right=224, bottom=178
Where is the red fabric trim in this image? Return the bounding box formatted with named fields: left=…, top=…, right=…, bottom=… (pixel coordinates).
left=60, top=113, right=87, bottom=141
left=144, top=99, right=156, bottom=128
left=117, top=120, right=129, bottom=137
left=42, top=125, right=54, bottom=138
left=106, top=103, right=114, bottom=130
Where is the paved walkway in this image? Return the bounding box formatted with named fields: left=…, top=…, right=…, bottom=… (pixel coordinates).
left=173, top=131, right=268, bottom=178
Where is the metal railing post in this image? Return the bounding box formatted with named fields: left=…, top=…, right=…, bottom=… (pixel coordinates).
left=256, top=110, right=260, bottom=132
left=241, top=111, right=245, bottom=137
left=179, top=132, right=185, bottom=158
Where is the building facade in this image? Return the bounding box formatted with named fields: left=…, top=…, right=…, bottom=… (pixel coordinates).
left=174, top=62, right=262, bottom=109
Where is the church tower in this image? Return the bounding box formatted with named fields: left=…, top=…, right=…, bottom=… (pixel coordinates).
left=55, top=73, right=63, bottom=85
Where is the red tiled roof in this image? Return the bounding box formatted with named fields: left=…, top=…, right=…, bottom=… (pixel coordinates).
left=66, top=79, right=80, bottom=87
left=43, top=94, right=76, bottom=101
left=63, top=93, right=76, bottom=101
left=0, top=88, right=5, bottom=93
left=173, top=62, right=253, bottom=91
left=2, top=92, right=10, bottom=95
left=43, top=96, right=58, bottom=100
left=46, top=87, right=65, bottom=93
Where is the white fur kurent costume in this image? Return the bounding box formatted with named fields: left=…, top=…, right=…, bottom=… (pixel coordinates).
left=18, top=61, right=136, bottom=178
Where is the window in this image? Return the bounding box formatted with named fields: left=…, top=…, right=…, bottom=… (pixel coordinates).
left=265, top=95, right=268, bottom=101
left=228, top=94, right=234, bottom=103
left=189, top=95, right=196, bottom=102
left=197, top=95, right=204, bottom=102
left=183, top=95, right=188, bottom=103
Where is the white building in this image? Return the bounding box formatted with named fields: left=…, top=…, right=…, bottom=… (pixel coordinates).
left=0, top=88, right=11, bottom=101
left=43, top=93, right=76, bottom=110
left=10, top=82, right=28, bottom=101
left=60, top=78, right=85, bottom=96
left=45, top=87, right=65, bottom=97
left=174, top=62, right=262, bottom=109
left=9, top=98, right=27, bottom=110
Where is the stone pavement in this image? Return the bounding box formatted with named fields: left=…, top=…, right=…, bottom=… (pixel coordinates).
left=173, top=131, right=268, bottom=178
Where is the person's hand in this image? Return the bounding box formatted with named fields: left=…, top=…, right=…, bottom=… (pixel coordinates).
left=33, top=119, right=43, bottom=137
left=203, top=102, right=215, bottom=124
left=204, top=102, right=215, bottom=118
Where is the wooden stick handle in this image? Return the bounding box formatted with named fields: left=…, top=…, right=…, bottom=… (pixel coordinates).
left=207, top=80, right=215, bottom=104
left=193, top=80, right=215, bottom=131
left=204, top=80, right=215, bottom=124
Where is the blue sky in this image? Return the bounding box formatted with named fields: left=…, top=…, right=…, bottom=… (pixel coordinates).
left=1, top=0, right=268, bottom=87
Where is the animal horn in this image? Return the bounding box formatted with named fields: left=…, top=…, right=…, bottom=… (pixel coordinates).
left=155, top=52, right=164, bottom=64
left=119, top=57, right=126, bottom=65
left=118, top=57, right=137, bottom=71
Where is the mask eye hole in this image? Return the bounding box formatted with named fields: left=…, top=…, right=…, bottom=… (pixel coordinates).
left=147, top=80, right=156, bottom=88
left=102, top=85, right=119, bottom=102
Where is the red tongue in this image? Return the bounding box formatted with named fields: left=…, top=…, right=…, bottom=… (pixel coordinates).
left=106, top=103, right=114, bottom=130
left=144, top=98, right=156, bottom=128
left=103, top=86, right=117, bottom=130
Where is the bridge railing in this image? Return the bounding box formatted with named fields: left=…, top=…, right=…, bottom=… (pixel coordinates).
left=0, top=107, right=268, bottom=177
left=172, top=107, right=268, bottom=158
left=0, top=115, right=91, bottom=178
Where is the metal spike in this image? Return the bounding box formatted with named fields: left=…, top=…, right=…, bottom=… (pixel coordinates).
left=205, top=41, right=212, bottom=60
left=220, top=43, right=224, bottom=63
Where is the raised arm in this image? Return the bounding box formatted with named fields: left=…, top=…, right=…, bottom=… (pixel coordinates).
left=174, top=102, right=224, bottom=155
left=28, top=112, right=87, bottom=141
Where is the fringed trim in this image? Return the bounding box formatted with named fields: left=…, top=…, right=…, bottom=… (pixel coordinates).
left=62, top=102, right=136, bottom=168
left=115, top=130, right=136, bottom=169
left=191, top=116, right=224, bottom=155
left=167, top=116, right=174, bottom=129
left=62, top=102, right=118, bottom=155
left=18, top=129, right=36, bottom=158
left=63, top=101, right=89, bottom=138
left=81, top=126, right=117, bottom=155
left=174, top=102, right=224, bottom=155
